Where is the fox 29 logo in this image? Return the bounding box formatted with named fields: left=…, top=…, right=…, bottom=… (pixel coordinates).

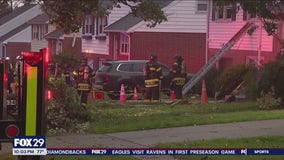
left=13, top=136, right=46, bottom=148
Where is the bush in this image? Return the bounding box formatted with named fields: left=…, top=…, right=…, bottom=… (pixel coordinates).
left=256, top=87, right=281, bottom=109
left=193, top=68, right=220, bottom=97
left=258, top=54, right=284, bottom=107
left=243, top=65, right=259, bottom=100
left=47, top=78, right=92, bottom=135
left=215, top=64, right=248, bottom=100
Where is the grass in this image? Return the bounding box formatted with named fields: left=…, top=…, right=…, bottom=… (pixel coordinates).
left=155, top=135, right=284, bottom=160
left=2, top=100, right=284, bottom=160
left=88, top=100, right=284, bottom=133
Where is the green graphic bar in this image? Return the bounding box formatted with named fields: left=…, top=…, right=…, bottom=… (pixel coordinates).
left=25, top=66, right=38, bottom=135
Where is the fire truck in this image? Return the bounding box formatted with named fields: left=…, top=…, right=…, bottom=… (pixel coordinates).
left=0, top=48, right=49, bottom=160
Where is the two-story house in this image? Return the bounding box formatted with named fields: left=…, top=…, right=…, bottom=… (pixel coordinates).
left=84, top=0, right=208, bottom=73
left=208, top=1, right=282, bottom=70
left=28, top=13, right=81, bottom=57
left=0, top=4, right=42, bottom=62
left=81, top=1, right=131, bottom=69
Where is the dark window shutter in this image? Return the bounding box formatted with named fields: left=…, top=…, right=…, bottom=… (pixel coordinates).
left=212, top=7, right=215, bottom=21
left=91, top=17, right=95, bottom=35
left=96, top=17, right=99, bottom=35
left=91, top=25, right=94, bottom=35
left=82, top=20, right=85, bottom=34
left=231, top=3, right=237, bottom=21
left=243, top=10, right=247, bottom=21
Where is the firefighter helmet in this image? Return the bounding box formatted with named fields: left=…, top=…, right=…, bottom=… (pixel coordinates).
left=150, top=54, right=157, bottom=61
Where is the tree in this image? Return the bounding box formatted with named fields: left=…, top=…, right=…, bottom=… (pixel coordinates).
left=214, top=0, right=284, bottom=44
left=26, top=0, right=167, bottom=34
left=1, top=0, right=33, bottom=18
left=0, top=0, right=11, bottom=18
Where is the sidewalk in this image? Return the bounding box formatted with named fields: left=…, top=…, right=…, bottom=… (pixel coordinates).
left=1, top=119, right=284, bottom=159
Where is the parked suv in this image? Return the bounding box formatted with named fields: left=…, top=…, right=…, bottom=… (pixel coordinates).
left=93, top=60, right=171, bottom=100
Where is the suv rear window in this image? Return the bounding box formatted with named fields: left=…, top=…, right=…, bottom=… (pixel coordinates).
left=97, top=63, right=112, bottom=72
left=132, top=63, right=145, bottom=72
left=117, top=63, right=132, bottom=72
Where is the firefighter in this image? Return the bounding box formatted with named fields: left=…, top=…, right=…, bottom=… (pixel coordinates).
left=144, top=54, right=163, bottom=102
left=62, top=63, right=71, bottom=85
left=175, top=54, right=187, bottom=76
left=75, top=57, right=94, bottom=106
left=170, top=62, right=186, bottom=99
left=6, top=57, right=15, bottom=94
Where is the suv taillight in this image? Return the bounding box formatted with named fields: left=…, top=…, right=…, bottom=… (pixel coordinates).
left=104, top=75, right=109, bottom=82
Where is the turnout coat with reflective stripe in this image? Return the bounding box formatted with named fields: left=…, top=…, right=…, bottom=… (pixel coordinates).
left=144, top=61, right=163, bottom=88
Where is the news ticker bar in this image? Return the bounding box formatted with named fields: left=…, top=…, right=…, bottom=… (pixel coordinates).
left=12, top=148, right=284, bottom=156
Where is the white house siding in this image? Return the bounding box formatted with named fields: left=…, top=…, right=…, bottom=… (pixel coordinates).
left=82, top=4, right=130, bottom=55
left=82, top=37, right=109, bottom=55
left=3, top=27, right=31, bottom=43
left=31, top=24, right=55, bottom=52
left=0, top=5, right=42, bottom=37
left=108, top=5, right=131, bottom=25
left=128, top=0, right=208, bottom=33
left=209, top=7, right=273, bottom=52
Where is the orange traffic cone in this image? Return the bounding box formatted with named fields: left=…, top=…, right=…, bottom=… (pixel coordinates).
left=201, top=80, right=208, bottom=104
left=133, top=87, right=138, bottom=102
left=170, top=90, right=176, bottom=100
left=120, top=84, right=126, bottom=103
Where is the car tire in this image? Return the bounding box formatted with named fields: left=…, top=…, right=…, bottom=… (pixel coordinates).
left=107, top=93, right=120, bottom=100
left=122, top=82, right=135, bottom=100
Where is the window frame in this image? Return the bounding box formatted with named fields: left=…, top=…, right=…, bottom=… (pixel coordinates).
left=32, top=24, right=48, bottom=40
left=196, top=0, right=208, bottom=12
left=212, top=4, right=236, bottom=21
left=96, top=16, right=108, bottom=36
left=120, top=33, right=130, bottom=55
left=84, top=15, right=94, bottom=35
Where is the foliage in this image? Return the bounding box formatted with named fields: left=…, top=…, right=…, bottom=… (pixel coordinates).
left=256, top=87, right=281, bottom=110
left=47, top=78, right=92, bottom=135
left=215, top=65, right=247, bottom=99
left=0, top=0, right=11, bottom=18
left=194, top=68, right=220, bottom=97
left=52, top=52, right=81, bottom=69
left=243, top=65, right=259, bottom=100
left=258, top=54, right=284, bottom=106
left=28, top=0, right=168, bottom=33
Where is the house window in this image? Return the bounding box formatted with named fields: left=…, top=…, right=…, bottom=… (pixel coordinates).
left=243, top=10, right=257, bottom=20
left=120, top=34, right=129, bottom=54
left=84, top=15, right=94, bottom=35
left=32, top=24, right=48, bottom=40
left=197, top=0, right=208, bottom=12
left=96, top=16, right=108, bottom=35
left=212, top=4, right=236, bottom=21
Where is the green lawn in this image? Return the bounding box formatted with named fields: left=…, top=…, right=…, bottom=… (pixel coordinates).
left=88, top=100, right=284, bottom=133
left=2, top=100, right=284, bottom=160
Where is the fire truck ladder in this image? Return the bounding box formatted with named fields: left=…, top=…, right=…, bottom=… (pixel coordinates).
left=182, top=22, right=256, bottom=96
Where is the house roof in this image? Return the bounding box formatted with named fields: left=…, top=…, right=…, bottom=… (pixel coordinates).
left=0, top=23, right=30, bottom=42
left=45, top=29, right=65, bottom=39
left=28, top=13, right=49, bottom=24
left=104, top=0, right=174, bottom=32
left=0, top=4, right=37, bottom=26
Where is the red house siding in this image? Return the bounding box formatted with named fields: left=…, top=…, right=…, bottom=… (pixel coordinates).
left=130, top=32, right=206, bottom=73
left=6, top=42, right=31, bottom=63
left=62, top=37, right=82, bottom=54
